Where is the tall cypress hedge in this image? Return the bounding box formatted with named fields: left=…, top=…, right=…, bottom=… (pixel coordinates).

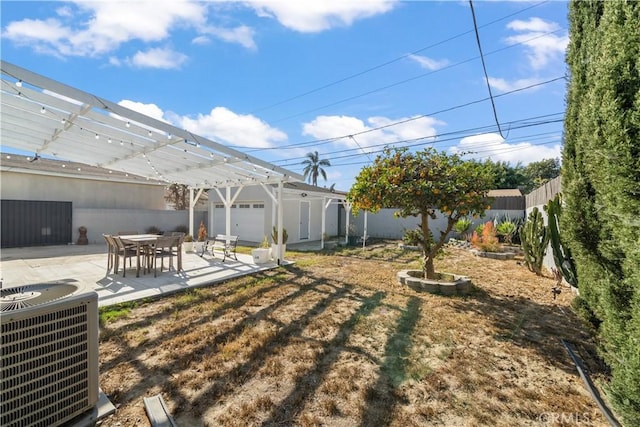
left=563, top=1, right=640, bottom=424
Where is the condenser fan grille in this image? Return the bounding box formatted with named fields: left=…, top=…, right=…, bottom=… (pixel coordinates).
left=1, top=284, right=79, bottom=312
left=0, top=287, right=98, bottom=427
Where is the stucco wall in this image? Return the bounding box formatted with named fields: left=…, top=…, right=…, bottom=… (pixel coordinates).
left=74, top=208, right=206, bottom=245
left=1, top=171, right=166, bottom=209
left=348, top=208, right=524, bottom=241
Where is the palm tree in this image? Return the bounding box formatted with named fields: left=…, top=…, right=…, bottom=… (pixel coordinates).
left=301, top=151, right=331, bottom=186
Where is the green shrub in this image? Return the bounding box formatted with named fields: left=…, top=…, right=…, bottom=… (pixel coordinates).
left=496, top=220, right=517, bottom=244
left=454, top=217, right=472, bottom=240
left=402, top=228, right=423, bottom=246
left=563, top=1, right=640, bottom=423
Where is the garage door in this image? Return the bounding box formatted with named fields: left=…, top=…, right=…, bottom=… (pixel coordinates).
left=213, top=202, right=265, bottom=242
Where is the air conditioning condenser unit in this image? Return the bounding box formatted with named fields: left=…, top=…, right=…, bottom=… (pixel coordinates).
left=1, top=283, right=99, bottom=427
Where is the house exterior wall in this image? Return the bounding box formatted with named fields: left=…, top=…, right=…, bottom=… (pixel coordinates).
left=206, top=185, right=341, bottom=244
left=1, top=171, right=167, bottom=209
left=75, top=208, right=202, bottom=245
left=1, top=170, right=204, bottom=246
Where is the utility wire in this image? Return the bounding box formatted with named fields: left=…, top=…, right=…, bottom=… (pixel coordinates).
left=469, top=0, right=504, bottom=138
left=245, top=1, right=549, bottom=117
left=244, top=76, right=565, bottom=156
left=231, top=27, right=567, bottom=137
left=276, top=114, right=564, bottom=167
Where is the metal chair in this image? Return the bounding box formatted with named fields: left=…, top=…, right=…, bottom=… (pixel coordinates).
left=112, top=235, right=137, bottom=277
left=148, top=236, right=177, bottom=277
left=102, top=234, right=116, bottom=273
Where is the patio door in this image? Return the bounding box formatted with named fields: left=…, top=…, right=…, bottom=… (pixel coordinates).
left=300, top=201, right=310, bottom=240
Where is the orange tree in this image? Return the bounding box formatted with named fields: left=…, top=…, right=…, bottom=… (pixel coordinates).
left=347, top=147, right=495, bottom=279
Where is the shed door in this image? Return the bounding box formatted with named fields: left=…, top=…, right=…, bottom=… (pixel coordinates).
left=300, top=201, right=310, bottom=240
left=1, top=200, right=72, bottom=248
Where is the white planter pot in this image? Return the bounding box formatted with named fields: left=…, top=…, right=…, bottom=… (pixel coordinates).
left=252, top=248, right=271, bottom=264
left=271, top=244, right=286, bottom=260
left=183, top=242, right=194, bottom=252
left=193, top=241, right=205, bottom=254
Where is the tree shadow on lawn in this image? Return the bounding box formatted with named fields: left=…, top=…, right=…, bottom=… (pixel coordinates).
left=447, top=287, right=603, bottom=376
left=100, top=264, right=423, bottom=425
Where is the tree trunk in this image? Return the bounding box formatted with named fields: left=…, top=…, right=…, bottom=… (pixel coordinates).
left=421, top=211, right=457, bottom=280
left=421, top=213, right=437, bottom=279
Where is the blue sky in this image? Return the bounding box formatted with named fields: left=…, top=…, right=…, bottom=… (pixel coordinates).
left=1, top=0, right=568, bottom=190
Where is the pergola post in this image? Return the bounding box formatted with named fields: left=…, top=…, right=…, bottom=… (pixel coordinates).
left=344, top=201, right=352, bottom=245
left=321, top=197, right=333, bottom=250
left=189, top=187, right=204, bottom=237
left=276, top=180, right=284, bottom=264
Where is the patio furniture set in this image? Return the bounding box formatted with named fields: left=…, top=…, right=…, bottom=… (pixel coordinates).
left=102, top=232, right=184, bottom=278
left=198, top=234, right=239, bottom=262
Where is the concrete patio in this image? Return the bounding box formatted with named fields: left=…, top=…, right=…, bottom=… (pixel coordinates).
left=0, top=243, right=283, bottom=307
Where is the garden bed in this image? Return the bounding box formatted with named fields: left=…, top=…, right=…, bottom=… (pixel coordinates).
left=397, top=269, right=473, bottom=295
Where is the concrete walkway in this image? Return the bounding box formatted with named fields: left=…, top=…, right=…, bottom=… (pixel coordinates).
left=0, top=244, right=281, bottom=307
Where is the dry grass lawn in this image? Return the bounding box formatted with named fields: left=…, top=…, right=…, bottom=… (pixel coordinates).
left=97, top=241, right=610, bottom=426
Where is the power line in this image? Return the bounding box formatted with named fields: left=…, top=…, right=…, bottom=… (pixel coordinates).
left=469, top=0, right=504, bottom=138
left=243, top=76, right=565, bottom=156
left=275, top=113, right=564, bottom=168
left=243, top=1, right=550, bottom=117
left=226, top=27, right=566, bottom=144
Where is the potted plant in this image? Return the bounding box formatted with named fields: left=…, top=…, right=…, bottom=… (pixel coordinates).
left=194, top=221, right=208, bottom=253
left=252, top=235, right=271, bottom=264
left=270, top=226, right=288, bottom=260
left=182, top=234, right=194, bottom=252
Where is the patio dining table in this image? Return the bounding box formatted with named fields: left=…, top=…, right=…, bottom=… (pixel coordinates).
left=118, top=234, right=160, bottom=278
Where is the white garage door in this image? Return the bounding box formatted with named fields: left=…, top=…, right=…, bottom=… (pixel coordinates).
left=213, top=202, right=265, bottom=242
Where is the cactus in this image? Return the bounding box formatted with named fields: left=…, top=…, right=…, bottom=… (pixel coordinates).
left=519, top=207, right=550, bottom=276
left=544, top=194, right=578, bottom=288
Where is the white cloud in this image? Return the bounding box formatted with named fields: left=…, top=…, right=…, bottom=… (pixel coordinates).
left=408, top=54, right=449, bottom=71
left=302, top=114, right=443, bottom=152
left=505, top=17, right=568, bottom=70
left=200, top=25, right=257, bottom=50
left=114, top=102, right=285, bottom=148
left=507, top=17, right=558, bottom=33
left=178, top=107, right=287, bottom=148
left=1, top=0, right=256, bottom=59
left=192, top=35, right=211, bottom=46
left=129, top=47, right=188, bottom=69
left=118, top=100, right=167, bottom=122
left=487, top=76, right=544, bottom=93
left=450, top=132, right=562, bottom=165
left=244, top=0, right=397, bottom=33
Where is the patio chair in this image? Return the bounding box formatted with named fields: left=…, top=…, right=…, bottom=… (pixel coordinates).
left=113, top=235, right=138, bottom=277
left=102, top=234, right=117, bottom=273
left=148, top=235, right=178, bottom=277
left=168, top=233, right=184, bottom=271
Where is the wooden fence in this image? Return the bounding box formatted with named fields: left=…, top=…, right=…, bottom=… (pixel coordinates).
left=525, top=176, right=562, bottom=211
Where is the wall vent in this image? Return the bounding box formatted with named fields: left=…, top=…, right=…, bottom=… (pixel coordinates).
left=1, top=283, right=99, bottom=427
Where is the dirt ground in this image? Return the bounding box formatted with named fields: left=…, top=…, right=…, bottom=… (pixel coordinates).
left=97, top=241, right=612, bottom=426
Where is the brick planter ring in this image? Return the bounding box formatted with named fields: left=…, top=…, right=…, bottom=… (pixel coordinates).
left=397, top=270, right=472, bottom=296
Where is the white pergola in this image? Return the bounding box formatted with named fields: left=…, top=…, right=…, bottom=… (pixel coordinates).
left=1, top=60, right=303, bottom=259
